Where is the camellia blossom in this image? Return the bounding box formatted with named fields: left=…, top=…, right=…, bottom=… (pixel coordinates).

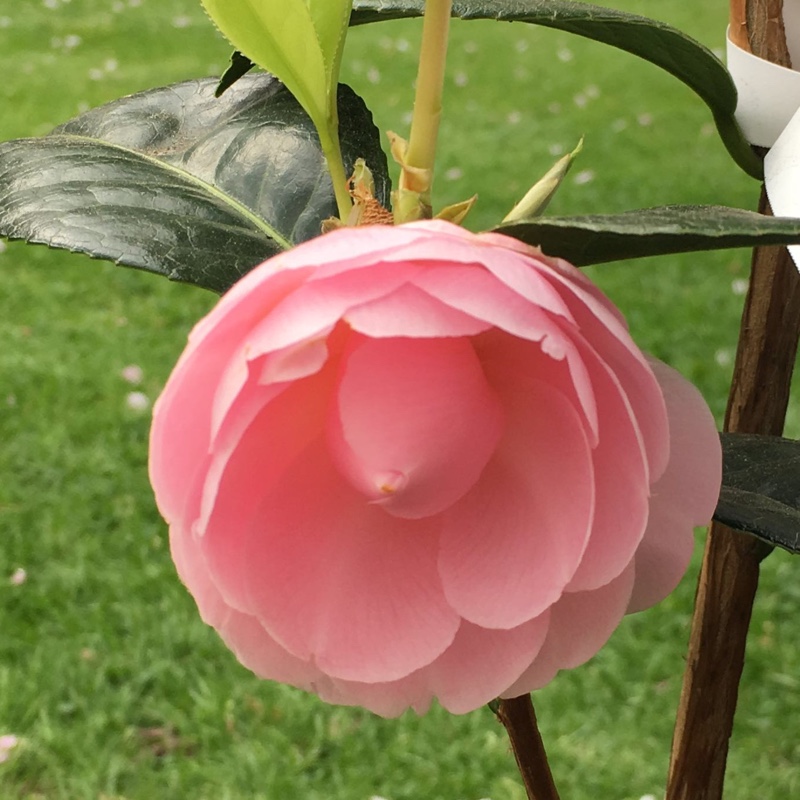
left=149, top=221, right=721, bottom=717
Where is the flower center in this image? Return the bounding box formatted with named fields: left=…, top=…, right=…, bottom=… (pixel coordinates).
left=376, top=470, right=408, bottom=497
left=326, top=336, right=504, bottom=520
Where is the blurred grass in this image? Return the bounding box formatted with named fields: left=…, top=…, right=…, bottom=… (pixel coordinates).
left=1, top=1, right=799, bottom=798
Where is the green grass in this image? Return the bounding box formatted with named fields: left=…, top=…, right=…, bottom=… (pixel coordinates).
left=1, top=1, right=799, bottom=798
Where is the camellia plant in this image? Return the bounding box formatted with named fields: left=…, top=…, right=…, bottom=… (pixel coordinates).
left=2, top=0, right=800, bottom=798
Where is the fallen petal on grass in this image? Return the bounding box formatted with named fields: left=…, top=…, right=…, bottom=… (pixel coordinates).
left=126, top=391, right=150, bottom=412
left=9, top=568, right=26, bottom=586
left=0, top=735, right=19, bottom=763
left=120, top=364, right=144, bottom=384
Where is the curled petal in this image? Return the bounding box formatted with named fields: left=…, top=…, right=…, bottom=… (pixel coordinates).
left=149, top=272, right=308, bottom=524
left=502, top=562, right=635, bottom=697
left=439, top=379, right=594, bottom=629
left=413, top=265, right=559, bottom=344
left=564, top=332, right=650, bottom=592
left=345, top=283, right=491, bottom=338
left=536, top=267, right=671, bottom=481
left=416, top=269, right=600, bottom=442
left=328, top=336, right=504, bottom=519
left=217, top=609, right=324, bottom=688
left=320, top=615, right=550, bottom=717
left=240, top=263, right=422, bottom=355
left=198, top=365, right=338, bottom=613
left=628, top=359, right=721, bottom=611
left=241, top=437, right=461, bottom=683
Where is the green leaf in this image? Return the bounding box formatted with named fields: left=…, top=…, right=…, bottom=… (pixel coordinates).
left=493, top=205, right=800, bottom=265
left=202, top=0, right=351, bottom=133
left=215, top=51, right=255, bottom=98
left=0, top=75, right=390, bottom=294
left=201, top=1, right=356, bottom=217
left=716, top=433, right=800, bottom=555
left=351, top=0, right=762, bottom=179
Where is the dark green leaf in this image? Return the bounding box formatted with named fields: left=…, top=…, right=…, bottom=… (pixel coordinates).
left=0, top=137, right=284, bottom=294
left=716, top=433, right=800, bottom=555
left=351, top=0, right=762, bottom=179
left=493, top=205, right=800, bottom=265
left=0, top=75, right=389, bottom=294
left=215, top=51, right=255, bottom=97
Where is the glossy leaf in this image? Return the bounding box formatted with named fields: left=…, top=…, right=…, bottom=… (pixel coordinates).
left=716, top=433, right=800, bottom=555
left=351, top=0, right=762, bottom=178
left=0, top=75, right=389, bottom=294
left=494, top=206, right=800, bottom=265
left=202, top=1, right=356, bottom=217
left=202, top=0, right=351, bottom=130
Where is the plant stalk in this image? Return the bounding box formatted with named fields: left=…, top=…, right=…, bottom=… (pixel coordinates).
left=495, top=696, right=561, bottom=800
left=400, top=0, right=453, bottom=218
left=321, top=114, right=354, bottom=221
left=666, top=4, right=800, bottom=799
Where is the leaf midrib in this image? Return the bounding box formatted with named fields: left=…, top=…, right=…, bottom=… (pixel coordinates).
left=46, top=133, right=292, bottom=250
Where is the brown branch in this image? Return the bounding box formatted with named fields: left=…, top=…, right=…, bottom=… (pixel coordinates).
left=496, top=696, right=560, bottom=800
left=666, top=6, right=800, bottom=799
left=729, top=0, right=749, bottom=50
left=747, top=0, right=792, bottom=67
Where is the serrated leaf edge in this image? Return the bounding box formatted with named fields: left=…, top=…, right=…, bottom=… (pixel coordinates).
left=201, top=1, right=328, bottom=128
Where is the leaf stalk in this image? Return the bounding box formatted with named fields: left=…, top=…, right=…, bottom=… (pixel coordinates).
left=320, top=107, right=354, bottom=221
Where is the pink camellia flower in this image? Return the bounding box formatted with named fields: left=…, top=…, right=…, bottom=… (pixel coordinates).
left=149, top=220, right=721, bottom=716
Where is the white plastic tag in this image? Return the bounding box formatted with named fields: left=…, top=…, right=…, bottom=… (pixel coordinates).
left=726, top=31, right=800, bottom=148
left=727, top=21, right=800, bottom=270
left=765, top=108, right=800, bottom=268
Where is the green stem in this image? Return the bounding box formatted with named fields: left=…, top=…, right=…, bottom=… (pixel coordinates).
left=403, top=0, right=453, bottom=214
left=320, top=109, right=352, bottom=221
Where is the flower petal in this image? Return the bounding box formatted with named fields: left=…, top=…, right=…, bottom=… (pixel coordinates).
left=535, top=267, right=670, bottom=480
left=315, top=671, right=430, bottom=718
left=241, top=263, right=422, bottom=354
left=208, top=332, right=332, bottom=447
left=413, top=265, right=559, bottom=343
left=345, top=283, right=491, bottom=338
left=423, top=616, right=551, bottom=713
left=241, top=437, right=461, bottom=682
left=501, top=561, right=635, bottom=696
left=564, top=331, right=651, bottom=591
left=149, top=266, right=310, bottom=523
left=319, top=615, right=550, bottom=717
left=198, top=364, right=338, bottom=612
left=415, top=268, right=600, bottom=441
left=270, top=223, right=445, bottom=282
left=439, top=378, right=594, bottom=629
left=628, top=359, right=721, bottom=611
left=328, top=336, right=504, bottom=519
left=217, top=608, right=325, bottom=687
left=167, top=459, right=228, bottom=628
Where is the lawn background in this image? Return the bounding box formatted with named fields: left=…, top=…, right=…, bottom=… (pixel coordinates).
left=1, top=1, right=799, bottom=798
